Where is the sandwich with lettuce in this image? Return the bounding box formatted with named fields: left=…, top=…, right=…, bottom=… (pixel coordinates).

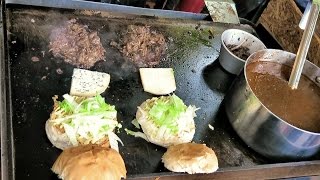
left=126, top=94, right=198, bottom=147
left=45, top=94, right=123, bottom=151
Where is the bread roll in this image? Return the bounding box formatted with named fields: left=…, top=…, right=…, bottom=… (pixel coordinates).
left=52, top=144, right=126, bottom=180
left=162, top=143, right=219, bottom=174
left=136, top=97, right=196, bottom=147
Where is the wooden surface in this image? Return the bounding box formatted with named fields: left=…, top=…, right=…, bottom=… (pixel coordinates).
left=259, top=0, right=320, bottom=67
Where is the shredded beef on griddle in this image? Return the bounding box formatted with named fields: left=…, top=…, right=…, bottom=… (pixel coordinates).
left=115, top=25, right=166, bottom=67
left=49, top=19, right=105, bottom=69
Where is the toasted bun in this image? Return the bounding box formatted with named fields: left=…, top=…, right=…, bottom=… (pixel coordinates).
left=139, top=68, right=176, bottom=95
left=136, top=97, right=195, bottom=147
left=162, top=143, right=219, bottom=174
left=45, top=120, right=109, bottom=150
left=70, top=68, right=110, bottom=97
left=52, top=144, right=126, bottom=180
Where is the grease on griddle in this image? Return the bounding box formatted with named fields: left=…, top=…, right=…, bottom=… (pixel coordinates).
left=111, top=25, right=167, bottom=67
left=31, top=56, right=40, bottom=62
left=56, top=68, right=63, bottom=75
left=49, top=19, right=105, bottom=69
left=226, top=44, right=250, bottom=60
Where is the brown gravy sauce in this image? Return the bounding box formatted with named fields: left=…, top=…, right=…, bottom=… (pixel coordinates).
left=246, top=61, right=320, bottom=133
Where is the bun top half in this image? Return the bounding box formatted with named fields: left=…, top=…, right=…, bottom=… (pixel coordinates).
left=162, top=143, right=218, bottom=174
left=52, top=144, right=126, bottom=180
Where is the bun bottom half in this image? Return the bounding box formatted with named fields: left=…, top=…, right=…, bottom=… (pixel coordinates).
left=45, top=120, right=72, bottom=150
left=45, top=120, right=109, bottom=150
left=136, top=98, right=195, bottom=148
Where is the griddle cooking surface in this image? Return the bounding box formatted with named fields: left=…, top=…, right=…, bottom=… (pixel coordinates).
left=7, top=6, right=267, bottom=179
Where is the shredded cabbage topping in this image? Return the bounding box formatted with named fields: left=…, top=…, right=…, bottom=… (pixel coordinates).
left=49, top=94, right=122, bottom=148
left=125, top=128, right=149, bottom=142
left=144, top=94, right=188, bottom=134
left=131, top=119, right=140, bottom=129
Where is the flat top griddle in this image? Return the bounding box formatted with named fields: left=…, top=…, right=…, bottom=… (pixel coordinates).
left=3, top=5, right=320, bottom=180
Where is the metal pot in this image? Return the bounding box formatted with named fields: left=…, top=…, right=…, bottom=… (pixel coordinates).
left=224, top=49, right=320, bottom=161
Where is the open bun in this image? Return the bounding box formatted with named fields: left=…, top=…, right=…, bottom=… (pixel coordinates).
left=162, top=143, right=219, bottom=174
left=45, top=95, right=113, bottom=150
left=136, top=97, right=196, bottom=147
left=45, top=120, right=109, bottom=150
left=52, top=144, right=126, bottom=180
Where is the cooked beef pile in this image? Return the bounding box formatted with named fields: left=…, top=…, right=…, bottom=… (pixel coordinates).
left=112, top=25, right=166, bottom=67
left=226, top=44, right=250, bottom=60
left=49, top=19, right=105, bottom=68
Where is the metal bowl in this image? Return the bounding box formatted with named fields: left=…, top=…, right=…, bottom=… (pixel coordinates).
left=219, top=29, right=266, bottom=75
left=224, top=49, right=320, bottom=161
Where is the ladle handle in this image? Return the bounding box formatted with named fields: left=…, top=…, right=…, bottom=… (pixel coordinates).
left=288, top=3, right=320, bottom=89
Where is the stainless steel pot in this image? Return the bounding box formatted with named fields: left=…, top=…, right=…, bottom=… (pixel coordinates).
left=224, top=49, right=320, bottom=161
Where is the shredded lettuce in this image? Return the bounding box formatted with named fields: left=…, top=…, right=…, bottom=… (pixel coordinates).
left=108, top=131, right=124, bottom=152
left=131, top=119, right=140, bottom=129
left=125, top=128, right=149, bottom=142
left=58, top=94, right=116, bottom=115
left=50, top=94, right=122, bottom=147
left=146, top=94, right=187, bottom=134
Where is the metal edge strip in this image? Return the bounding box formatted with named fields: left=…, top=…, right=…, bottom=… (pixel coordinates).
left=128, top=160, right=320, bottom=179
left=4, top=2, right=319, bottom=179
left=1, top=1, right=14, bottom=180
left=5, top=0, right=209, bottom=20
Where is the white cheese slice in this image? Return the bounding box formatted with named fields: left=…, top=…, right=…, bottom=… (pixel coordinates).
left=70, top=68, right=110, bottom=97
left=139, top=68, right=176, bottom=95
